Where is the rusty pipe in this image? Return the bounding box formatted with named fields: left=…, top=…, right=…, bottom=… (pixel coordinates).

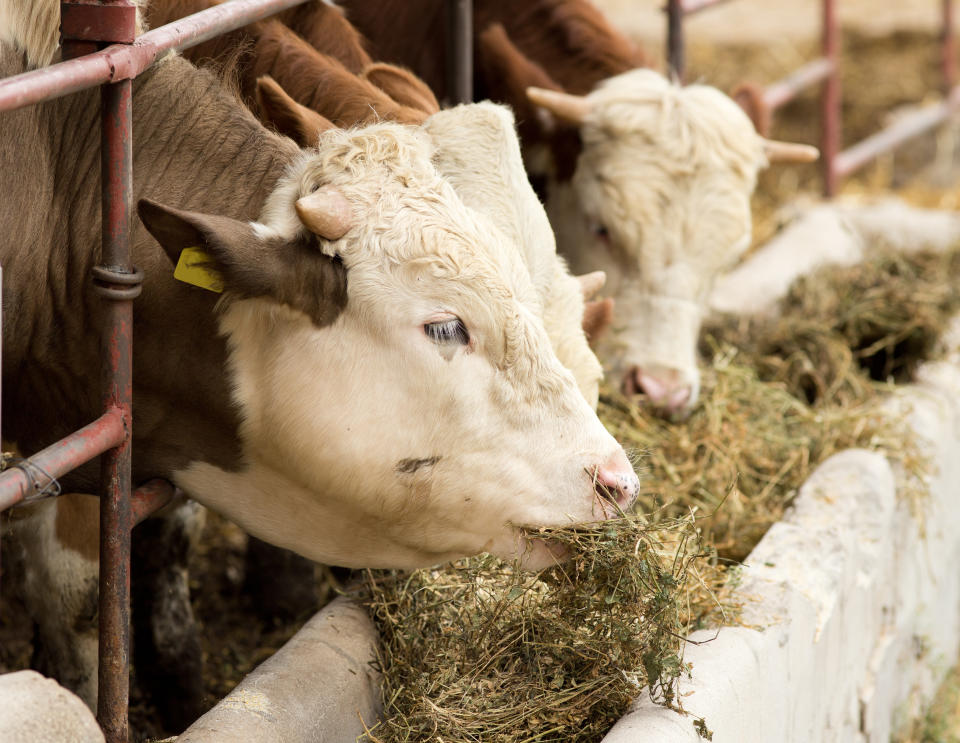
left=0, top=409, right=126, bottom=512
left=0, top=0, right=311, bottom=112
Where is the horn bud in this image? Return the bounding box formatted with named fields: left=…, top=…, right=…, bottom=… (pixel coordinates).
left=526, top=86, right=591, bottom=125
left=762, top=138, right=820, bottom=163
left=577, top=270, right=607, bottom=300
left=295, top=187, right=353, bottom=240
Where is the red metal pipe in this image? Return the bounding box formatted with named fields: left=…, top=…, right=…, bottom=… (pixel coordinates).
left=943, top=0, right=956, bottom=95
left=820, top=0, right=841, bottom=197
left=0, top=409, right=126, bottom=512
left=131, top=480, right=176, bottom=527
left=0, top=0, right=310, bottom=112
left=96, top=65, right=135, bottom=742
left=834, top=92, right=960, bottom=178
left=762, top=57, right=835, bottom=111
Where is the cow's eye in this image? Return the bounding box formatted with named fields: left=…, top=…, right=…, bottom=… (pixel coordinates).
left=424, top=317, right=469, bottom=346
left=590, top=221, right=610, bottom=243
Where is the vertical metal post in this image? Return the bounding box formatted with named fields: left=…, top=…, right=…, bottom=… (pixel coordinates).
left=821, top=0, right=841, bottom=197
left=96, top=75, right=134, bottom=743
left=446, top=0, right=473, bottom=104
left=93, top=24, right=137, bottom=740
left=666, top=0, right=685, bottom=81
left=943, top=0, right=956, bottom=94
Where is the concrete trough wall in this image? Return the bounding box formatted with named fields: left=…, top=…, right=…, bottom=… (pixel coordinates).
left=176, top=596, right=381, bottom=743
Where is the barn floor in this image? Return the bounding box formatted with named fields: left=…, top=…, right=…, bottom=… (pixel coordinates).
left=3, top=9, right=960, bottom=742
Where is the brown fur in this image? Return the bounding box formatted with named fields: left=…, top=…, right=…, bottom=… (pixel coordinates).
left=250, top=21, right=427, bottom=127
left=478, top=23, right=583, bottom=182
left=145, top=0, right=427, bottom=129
left=0, top=46, right=345, bottom=729
left=340, top=0, right=647, bottom=100
left=256, top=74, right=335, bottom=145
left=478, top=0, right=648, bottom=95
left=53, top=494, right=100, bottom=562
left=138, top=199, right=348, bottom=329
left=362, top=62, right=439, bottom=116
left=274, top=0, right=373, bottom=74
left=338, top=0, right=646, bottom=183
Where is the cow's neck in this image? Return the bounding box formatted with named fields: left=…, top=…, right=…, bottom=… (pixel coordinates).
left=4, top=53, right=299, bottom=490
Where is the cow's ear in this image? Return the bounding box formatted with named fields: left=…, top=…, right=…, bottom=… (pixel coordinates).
left=137, top=198, right=260, bottom=268
left=362, top=62, right=440, bottom=115
left=256, top=75, right=336, bottom=147
left=137, top=198, right=348, bottom=326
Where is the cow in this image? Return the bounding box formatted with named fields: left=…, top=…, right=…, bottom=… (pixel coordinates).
left=334, top=0, right=818, bottom=417
left=0, top=2, right=638, bottom=730
left=146, top=0, right=607, bottom=404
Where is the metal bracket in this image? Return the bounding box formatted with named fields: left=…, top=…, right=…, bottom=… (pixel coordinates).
left=92, top=265, right=143, bottom=300
left=60, top=1, right=138, bottom=45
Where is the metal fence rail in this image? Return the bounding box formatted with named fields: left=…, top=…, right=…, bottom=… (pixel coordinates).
left=0, top=1, right=472, bottom=741
left=666, top=0, right=959, bottom=196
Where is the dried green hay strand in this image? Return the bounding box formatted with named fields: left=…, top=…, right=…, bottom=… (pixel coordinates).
left=703, top=246, right=960, bottom=407
left=361, top=514, right=725, bottom=743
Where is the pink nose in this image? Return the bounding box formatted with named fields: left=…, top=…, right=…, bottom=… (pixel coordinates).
left=623, top=365, right=692, bottom=416
left=594, top=450, right=640, bottom=513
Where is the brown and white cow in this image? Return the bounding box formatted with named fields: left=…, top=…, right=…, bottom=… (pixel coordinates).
left=0, top=2, right=638, bottom=725
left=146, top=0, right=607, bottom=404
left=336, top=0, right=817, bottom=416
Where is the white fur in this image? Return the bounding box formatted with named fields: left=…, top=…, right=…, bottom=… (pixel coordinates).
left=544, top=69, right=767, bottom=411
left=179, top=122, right=628, bottom=569
left=424, top=102, right=603, bottom=406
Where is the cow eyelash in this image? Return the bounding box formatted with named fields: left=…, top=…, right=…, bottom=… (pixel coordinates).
left=424, top=318, right=470, bottom=346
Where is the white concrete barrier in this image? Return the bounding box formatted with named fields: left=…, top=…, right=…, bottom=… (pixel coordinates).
left=603, top=322, right=960, bottom=742
left=710, top=198, right=960, bottom=316
left=177, top=596, right=380, bottom=743
left=0, top=670, right=104, bottom=743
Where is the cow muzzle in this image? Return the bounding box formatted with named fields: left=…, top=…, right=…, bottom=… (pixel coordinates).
left=623, top=363, right=696, bottom=418
left=591, top=450, right=640, bottom=517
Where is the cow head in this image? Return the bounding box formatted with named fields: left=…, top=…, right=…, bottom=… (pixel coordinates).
left=525, top=69, right=817, bottom=417
left=139, top=122, right=637, bottom=570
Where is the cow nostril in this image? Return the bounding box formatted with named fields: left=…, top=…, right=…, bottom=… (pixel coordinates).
left=593, top=465, right=640, bottom=512
left=622, top=365, right=642, bottom=396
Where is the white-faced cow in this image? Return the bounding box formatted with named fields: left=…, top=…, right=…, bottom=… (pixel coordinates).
left=335, top=0, right=818, bottom=416
left=0, top=3, right=638, bottom=729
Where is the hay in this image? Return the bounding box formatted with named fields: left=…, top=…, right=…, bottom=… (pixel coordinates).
left=361, top=514, right=725, bottom=743
left=704, top=247, right=960, bottom=407
left=360, top=245, right=954, bottom=741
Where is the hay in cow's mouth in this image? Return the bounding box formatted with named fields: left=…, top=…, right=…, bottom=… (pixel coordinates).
left=360, top=513, right=727, bottom=743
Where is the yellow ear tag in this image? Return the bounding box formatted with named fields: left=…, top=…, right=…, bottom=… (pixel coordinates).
left=174, top=247, right=224, bottom=293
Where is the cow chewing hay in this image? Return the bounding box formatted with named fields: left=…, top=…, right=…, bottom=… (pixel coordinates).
left=360, top=514, right=727, bottom=743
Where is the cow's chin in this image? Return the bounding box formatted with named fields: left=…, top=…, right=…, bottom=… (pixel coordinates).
left=486, top=530, right=571, bottom=572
